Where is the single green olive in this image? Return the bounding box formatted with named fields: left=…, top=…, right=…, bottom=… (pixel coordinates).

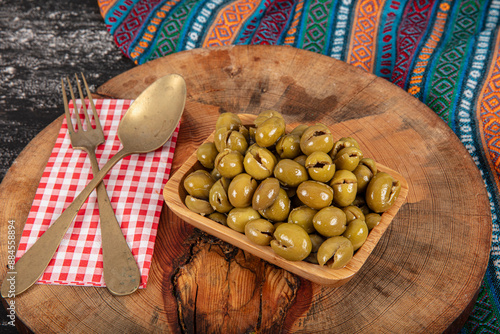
left=342, top=205, right=366, bottom=223
left=271, top=223, right=312, bottom=261
left=209, top=177, right=233, bottom=213
left=313, top=206, right=347, bottom=237
left=214, top=149, right=244, bottom=179
left=211, top=167, right=221, bottom=180
left=185, top=195, right=214, bottom=215
left=330, top=170, right=357, bottom=207
left=215, top=112, right=242, bottom=131
left=290, top=124, right=308, bottom=137
left=214, top=128, right=248, bottom=154
left=276, top=134, right=301, bottom=159
left=207, top=212, right=227, bottom=226
left=227, top=207, right=260, bottom=233
left=245, top=219, right=275, bottom=246
left=293, top=154, right=307, bottom=167
left=288, top=206, right=318, bottom=234
left=305, top=151, right=336, bottom=182
left=197, top=142, right=218, bottom=169
left=252, top=177, right=280, bottom=210
left=334, top=146, right=364, bottom=171
left=243, top=145, right=276, bottom=180
left=255, top=116, right=286, bottom=148
left=228, top=173, right=258, bottom=208
left=259, top=188, right=291, bottom=222
left=296, top=180, right=333, bottom=210
left=365, top=172, right=401, bottom=213
left=254, top=110, right=285, bottom=127
left=304, top=233, right=326, bottom=264
left=353, top=158, right=377, bottom=193
left=329, top=137, right=360, bottom=158
left=365, top=212, right=382, bottom=230
left=317, top=236, right=354, bottom=269
left=343, top=218, right=368, bottom=251
left=183, top=169, right=215, bottom=199
left=300, top=124, right=334, bottom=155
left=274, top=159, right=308, bottom=187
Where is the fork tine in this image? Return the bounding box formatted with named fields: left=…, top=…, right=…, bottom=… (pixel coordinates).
left=75, top=73, right=93, bottom=130
left=66, top=76, right=84, bottom=132
left=61, top=78, right=76, bottom=136
left=81, top=73, right=102, bottom=133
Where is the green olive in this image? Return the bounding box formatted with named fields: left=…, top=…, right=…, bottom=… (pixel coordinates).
left=227, top=207, right=260, bottom=233
left=183, top=170, right=215, bottom=199
left=214, top=128, right=248, bottom=154
left=211, top=167, right=221, bottom=180
left=365, top=213, right=382, bottom=230
left=330, top=137, right=360, bottom=158
left=215, top=112, right=242, bottom=131
left=271, top=223, right=312, bottom=261
left=214, top=149, right=244, bottom=179
left=334, top=147, right=364, bottom=171
left=313, top=206, right=347, bottom=237
left=209, top=177, right=233, bottom=213
left=228, top=173, right=258, bottom=208
left=243, top=145, right=276, bottom=180
left=342, top=205, right=365, bottom=223
left=296, top=180, right=333, bottom=210
left=252, top=177, right=280, bottom=210
left=245, top=219, right=275, bottom=246
left=197, top=142, right=218, bottom=169
left=330, top=170, right=357, bottom=207
left=317, top=236, right=353, bottom=269
left=352, top=195, right=370, bottom=215
left=259, top=188, right=291, bottom=222
left=288, top=206, right=318, bottom=234
left=185, top=195, right=214, bottom=215
left=343, top=218, right=368, bottom=250
left=365, top=172, right=401, bottom=213
left=276, top=134, right=301, bottom=159
left=353, top=158, right=377, bottom=193
left=274, top=159, right=308, bottom=187
left=207, top=212, right=227, bottom=226
left=254, top=110, right=284, bottom=127
left=290, top=124, right=308, bottom=137
left=299, top=124, right=334, bottom=155
left=293, top=154, right=307, bottom=167
left=304, top=233, right=326, bottom=264
left=255, top=116, right=286, bottom=148
left=305, top=151, right=336, bottom=182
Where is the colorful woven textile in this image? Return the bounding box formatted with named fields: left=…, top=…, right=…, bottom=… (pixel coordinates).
left=98, top=0, right=500, bottom=331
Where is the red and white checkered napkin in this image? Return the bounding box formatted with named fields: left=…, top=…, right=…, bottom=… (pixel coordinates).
left=16, top=99, right=179, bottom=288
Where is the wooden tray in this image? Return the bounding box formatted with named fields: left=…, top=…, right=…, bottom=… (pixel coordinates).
left=164, top=114, right=409, bottom=286
left=0, top=46, right=492, bottom=333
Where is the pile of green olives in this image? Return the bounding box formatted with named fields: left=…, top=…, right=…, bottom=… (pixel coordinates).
left=184, top=111, right=401, bottom=269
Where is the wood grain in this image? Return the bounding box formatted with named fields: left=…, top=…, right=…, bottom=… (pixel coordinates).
left=0, top=46, right=492, bottom=333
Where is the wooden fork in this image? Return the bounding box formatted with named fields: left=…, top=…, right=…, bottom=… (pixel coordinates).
left=61, top=73, right=140, bottom=295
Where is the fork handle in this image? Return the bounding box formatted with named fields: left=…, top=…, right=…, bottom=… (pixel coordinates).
left=1, top=148, right=131, bottom=298
left=87, top=150, right=141, bottom=296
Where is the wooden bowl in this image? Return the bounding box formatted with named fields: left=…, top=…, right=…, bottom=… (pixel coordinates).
left=163, top=114, right=408, bottom=286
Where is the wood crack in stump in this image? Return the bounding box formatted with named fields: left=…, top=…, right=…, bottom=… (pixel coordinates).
left=173, top=229, right=301, bottom=333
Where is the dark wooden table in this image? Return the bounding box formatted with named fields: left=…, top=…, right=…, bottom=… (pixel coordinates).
left=0, top=0, right=134, bottom=332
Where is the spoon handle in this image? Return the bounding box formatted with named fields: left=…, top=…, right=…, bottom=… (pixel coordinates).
left=1, top=149, right=130, bottom=298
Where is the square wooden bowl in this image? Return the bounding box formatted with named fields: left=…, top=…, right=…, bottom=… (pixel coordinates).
left=163, top=114, right=408, bottom=286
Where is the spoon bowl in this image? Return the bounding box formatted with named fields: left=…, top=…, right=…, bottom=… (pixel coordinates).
left=119, top=74, right=186, bottom=153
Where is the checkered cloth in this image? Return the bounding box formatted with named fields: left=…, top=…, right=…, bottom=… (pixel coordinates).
left=15, top=99, right=179, bottom=288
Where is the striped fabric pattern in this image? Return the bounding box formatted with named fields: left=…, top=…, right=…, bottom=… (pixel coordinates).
left=98, top=0, right=500, bottom=331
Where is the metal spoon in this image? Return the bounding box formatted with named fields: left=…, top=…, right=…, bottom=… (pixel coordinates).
left=1, top=74, right=186, bottom=298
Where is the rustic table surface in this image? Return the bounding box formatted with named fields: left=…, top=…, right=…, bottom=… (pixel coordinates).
left=0, top=0, right=134, bottom=332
